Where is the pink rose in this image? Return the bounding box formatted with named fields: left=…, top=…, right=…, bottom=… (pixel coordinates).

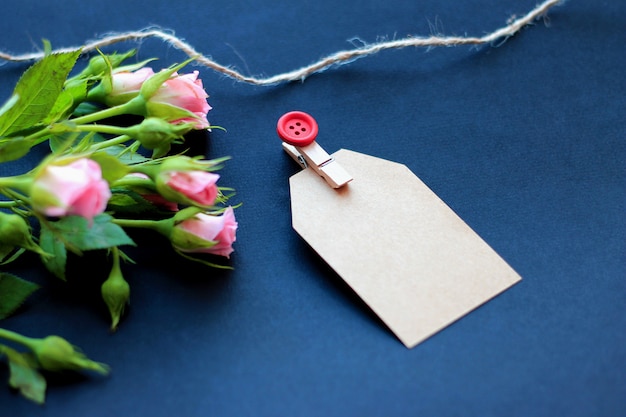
left=107, top=67, right=211, bottom=129
left=157, top=170, right=220, bottom=207
left=31, top=159, right=111, bottom=221
left=173, top=207, right=237, bottom=258
left=150, top=71, right=211, bottom=129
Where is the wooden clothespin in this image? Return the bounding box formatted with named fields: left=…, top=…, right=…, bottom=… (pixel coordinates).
left=277, top=111, right=352, bottom=188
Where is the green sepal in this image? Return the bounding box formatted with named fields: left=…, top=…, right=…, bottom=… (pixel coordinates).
left=0, top=273, right=40, bottom=320
left=89, top=151, right=132, bottom=183
left=0, top=245, right=17, bottom=264
left=174, top=230, right=217, bottom=250
left=145, top=101, right=203, bottom=125
left=139, top=57, right=195, bottom=99
left=174, top=249, right=234, bottom=270
left=74, top=49, right=138, bottom=79
left=42, top=39, right=52, bottom=56
left=113, top=57, right=157, bottom=74
left=0, top=248, right=26, bottom=266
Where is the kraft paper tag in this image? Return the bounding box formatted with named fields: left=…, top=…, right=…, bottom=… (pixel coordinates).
left=289, top=149, right=521, bottom=348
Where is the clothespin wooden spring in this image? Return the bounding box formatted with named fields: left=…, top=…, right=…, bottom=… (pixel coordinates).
left=277, top=111, right=352, bottom=189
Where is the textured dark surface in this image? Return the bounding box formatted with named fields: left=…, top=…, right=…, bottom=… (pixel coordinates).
left=0, top=1, right=624, bottom=416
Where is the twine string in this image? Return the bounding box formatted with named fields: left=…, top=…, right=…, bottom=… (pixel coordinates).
left=0, top=0, right=561, bottom=86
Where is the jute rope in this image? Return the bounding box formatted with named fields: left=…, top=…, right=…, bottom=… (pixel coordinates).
left=0, top=0, right=561, bottom=85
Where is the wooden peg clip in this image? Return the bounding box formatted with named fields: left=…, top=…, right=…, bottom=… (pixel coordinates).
left=277, top=111, right=352, bottom=189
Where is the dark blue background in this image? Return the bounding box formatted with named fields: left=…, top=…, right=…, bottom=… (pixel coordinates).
left=1, top=1, right=624, bottom=416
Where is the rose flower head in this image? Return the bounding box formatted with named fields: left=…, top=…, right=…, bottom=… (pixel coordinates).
left=148, top=70, right=211, bottom=129
left=138, top=59, right=212, bottom=129
left=170, top=207, right=237, bottom=258
left=153, top=157, right=221, bottom=208
left=30, top=158, right=111, bottom=222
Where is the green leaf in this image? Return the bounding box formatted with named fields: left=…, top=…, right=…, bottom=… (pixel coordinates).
left=0, top=273, right=40, bottom=320
left=44, top=88, right=77, bottom=124
left=46, top=214, right=135, bottom=252
left=89, top=151, right=132, bottom=183
left=48, top=132, right=76, bottom=154
left=108, top=189, right=156, bottom=213
left=39, top=225, right=68, bottom=280
left=45, top=78, right=90, bottom=124
left=48, top=130, right=96, bottom=154
left=0, top=49, right=81, bottom=137
left=72, top=101, right=104, bottom=117
left=108, top=193, right=139, bottom=208
left=109, top=146, right=151, bottom=165
left=1, top=345, right=46, bottom=404
left=0, top=137, right=35, bottom=163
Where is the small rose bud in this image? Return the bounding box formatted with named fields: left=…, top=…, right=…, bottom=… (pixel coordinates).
left=0, top=211, right=47, bottom=256
left=127, top=117, right=193, bottom=158
left=77, top=50, right=137, bottom=78
left=151, top=156, right=221, bottom=208
left=170, top=207, right=237, bottom=258
left=101, top=255, right=130, bottom=331
left=102, top=67, right=155, bottom=108
left=31, top=335, right=109, bottom=374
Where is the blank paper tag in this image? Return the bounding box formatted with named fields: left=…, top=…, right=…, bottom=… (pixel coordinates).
left=289, top=149, right=521, bottom=348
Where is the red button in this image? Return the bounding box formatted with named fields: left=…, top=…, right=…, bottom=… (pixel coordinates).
left=277, top=111, right=319, bottom=147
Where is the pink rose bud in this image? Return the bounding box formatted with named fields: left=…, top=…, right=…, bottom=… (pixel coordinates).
left=30, top=158, right=111, bottom=221
left=156, top=170, right=220, bottom=208
left=172, top=207, right=238, bottom=258
left=150, top=71, right=211, bottom=129
left=107, top=67, right=155, bottom=106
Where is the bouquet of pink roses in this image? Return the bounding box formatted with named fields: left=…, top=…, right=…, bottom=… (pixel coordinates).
left=0, top=48, right=237, bottom=403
